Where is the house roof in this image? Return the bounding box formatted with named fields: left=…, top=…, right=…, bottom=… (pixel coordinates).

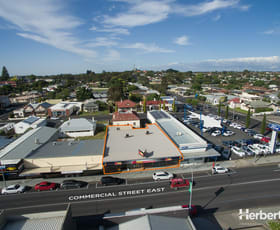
left=228, top=97, right=241, bottom=104
left=145, top=100, right=167, bottom=105
left=112, top=112, right=140, bottom=122
left=244, top=100, right=271, bottom=108
left=60, top=118, right=96, bottom=132
left=116, top=99, right=136, bottom=108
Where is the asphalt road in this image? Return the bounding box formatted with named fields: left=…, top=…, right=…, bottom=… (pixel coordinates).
left=1, top=164, right=280, bottom=217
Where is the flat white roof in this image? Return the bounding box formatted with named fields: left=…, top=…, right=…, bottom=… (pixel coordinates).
left=103, top=124, right=182, bottom=163
left=50, top=102, right=81, bottom=111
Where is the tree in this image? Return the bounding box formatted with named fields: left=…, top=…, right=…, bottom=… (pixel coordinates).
left=225, top=105, right=229, bottom=119
left=218, top=102, right=221, bottom=116
left=162, top=101, right=166, bottom=110
left=1, top=66, right=10, bottom=80
left=76, top=87, right=92, bottom=101
left=143, top=97, right=147, bottom=113
left=172, top=99, right=176, bottom=112
left=261, top=114, right=266, bottom=135
left=115, top=104, right=118, bottom=112
left=246, top=108, right=251, bottom=128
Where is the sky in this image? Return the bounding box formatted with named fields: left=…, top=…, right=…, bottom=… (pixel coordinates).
left=0, top=0, right=280, bottom=75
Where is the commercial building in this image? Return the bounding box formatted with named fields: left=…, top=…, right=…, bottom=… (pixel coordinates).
left=102, top=124, right=183, bottom=174
left=59, top=118, right=97, bottom=138
left=148, top=110, right=220, bottom=164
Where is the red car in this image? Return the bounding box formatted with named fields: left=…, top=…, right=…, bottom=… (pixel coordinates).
left=34, top=181, right=59, bottom=191
left=261, top=136, right=271, bottom=143
left=170, top=178, right=190, bottom=189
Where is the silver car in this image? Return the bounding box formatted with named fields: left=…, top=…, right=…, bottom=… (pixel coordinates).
left=1, top=184, right=26, bottom=195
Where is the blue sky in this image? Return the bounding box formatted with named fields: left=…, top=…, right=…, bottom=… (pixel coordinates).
left=0, top=0, right=280, bottom=75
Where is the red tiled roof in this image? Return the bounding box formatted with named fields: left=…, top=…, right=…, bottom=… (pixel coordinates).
left=112, top=112, right=140, bottom=122
left=116, top=99, right=136, bottom=108
left=228, top=97, right=240, bottom=103
left=145, top=100, right=167, bottom=105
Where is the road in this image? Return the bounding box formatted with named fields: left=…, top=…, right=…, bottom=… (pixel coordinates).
left=1, top=164, right=280, bottom=217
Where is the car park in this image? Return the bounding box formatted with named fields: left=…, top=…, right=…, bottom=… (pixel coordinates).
left=153, top=171, right=173, bottom=181
left=212, top=165, right=229, bottom=174
left=101, top=176, right=125, bottom=186
left=170, top=178, right=190, bottom=190
left=60, top=180, right=88, bottom=189
left=231, top=146, right=246, bottom=157
left=211, top=130, right=221, bottom=136
left=34, top=181, right=59, bottom=191
left=1, top=184, right=26, bottom=195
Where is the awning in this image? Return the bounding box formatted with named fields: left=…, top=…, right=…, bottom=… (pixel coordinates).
left=20, top=163, right=102, bottom=176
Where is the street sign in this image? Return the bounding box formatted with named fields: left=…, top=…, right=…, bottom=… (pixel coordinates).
left=268, top=123, right=280, bottom=132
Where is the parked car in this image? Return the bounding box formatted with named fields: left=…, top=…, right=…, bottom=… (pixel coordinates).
left=254, top=134, right=264, bottom=140
left=261, top=136, right=271, bottom=143
left=153, top=171, right=174, bottom=181
left=246, top=145, right=258, bottom=155
left=34, top=181, right=59, bottom=191
left=221, top=149, right=231, bottom=160
left=214, top=145, right=224, bottom=153
left=254, top=144, right=271, bottom=155
left=1, top=184, right=26, bottom=195
left=170, top=178, right=190, bottom=190
left=230, top=123, right=238, bottom=128
left=222, top=140, right=234, bottom=148
left=231, top=146, right=246, bottom=157
left=101, top=176, right=125, bottom=186
left=247, top=130, right=257, bottom=136
left=212, top=165, right=229, bottom=174
left=223, top=130, right=235, bottom=136
left=60, top=180, right=88, bottom=189
left=211, top=130, right=221, bottom=136
left=236, top=124, right=244, bottom=130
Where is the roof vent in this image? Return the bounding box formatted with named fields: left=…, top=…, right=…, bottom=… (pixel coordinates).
left=35, top=138, right=40, bottom=144
left=52, top=142, right=56, bottom=146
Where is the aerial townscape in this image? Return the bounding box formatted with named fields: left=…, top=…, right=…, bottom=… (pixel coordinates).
left=1, top=0, right=280, bottom=230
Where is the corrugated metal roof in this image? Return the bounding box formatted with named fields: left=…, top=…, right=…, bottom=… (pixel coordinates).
left=0, top=127, right=57, bottom=161
left=60, top=118, right=96, bottom=132
left=27, top=139, right=104, bottom=158
left=23, top=116, right=39, bottom=124
left=3, top=216, right=64, bottom=230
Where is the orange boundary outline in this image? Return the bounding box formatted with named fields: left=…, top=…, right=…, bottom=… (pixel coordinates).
left=102, top=123, right=184, bottom=175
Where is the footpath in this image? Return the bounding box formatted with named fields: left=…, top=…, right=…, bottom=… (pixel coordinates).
left=1, top=154, right=280, bottom=188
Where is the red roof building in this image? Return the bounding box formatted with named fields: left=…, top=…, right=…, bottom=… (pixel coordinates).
left=112, top=112, right=140, bottom=128
left=116, top=99, right=136, bottom=108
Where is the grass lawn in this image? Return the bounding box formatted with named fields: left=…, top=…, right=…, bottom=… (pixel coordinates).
left=268, top=221, right=280, bottom=230
left=79, top=110, right=109, bottom=116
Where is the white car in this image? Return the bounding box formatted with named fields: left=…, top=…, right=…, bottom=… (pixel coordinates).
left=230, top=122, right=238, bottom=128
left=253, top=144, right=271, bottom=155
left=212, top=166, right=229, bottom=174
left=211, top=130, right=221, bottom=136
left=153, top=171, right=173, bottom=181
left=1, top=184, right=26, bottom=195
left=247, top=145, right=258, bottom=155
left=223, top=130, right=235, bottom=136
left=231, top=146, right=246, bottom=157
left=236, top=125, right=244, bottom=130
left=253, top=134, right=264, bottom=140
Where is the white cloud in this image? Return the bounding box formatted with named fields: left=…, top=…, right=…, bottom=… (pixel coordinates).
left=206, top=56, right=280, bottom=63
left=86, top=37, right=118, bottom=47
left=0, top=0, right=96, bottom=58
left=122, top=42, right=174, bottom=53
left=263, top=29, right=275, bottom=35
left=90, top=26, right=130, bottom=35
left=103, top=1, right=170, bottom=27
left=103, top=49, right=121, bottom=61
left=174, top=35, right=190, bottom=46
left=213, top=14, right=221, bottom=21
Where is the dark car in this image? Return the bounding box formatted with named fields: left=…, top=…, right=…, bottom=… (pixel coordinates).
left=101, top=176, right=125, bottom=186
left=60, top=180, right=88, bottom=189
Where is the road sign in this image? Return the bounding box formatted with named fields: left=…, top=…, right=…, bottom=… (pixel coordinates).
left=0, top=166, right=5, bottom=170
left=268, top=123, right=280, bottom=132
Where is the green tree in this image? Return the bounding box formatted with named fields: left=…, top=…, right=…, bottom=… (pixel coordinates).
left=225, top=105, right=229, bottom=119
left=76, top=87, right=92, bottom=101
left=115, top=104, right=118, bottom=112
left=143, top=97, right=147, bottom=113
left=172, top=99, right=176, bottom=112
left=246, top=108, right=251, bottom=128
left=162, top=101, right=166, bottom=110
left=218, top=102, right=221, bottom=116
left=1, top=66, right=10, bottom=80
left=261, top=114, right=266, bottom=135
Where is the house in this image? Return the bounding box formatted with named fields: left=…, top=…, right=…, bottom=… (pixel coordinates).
left=0, top=81, right=17, bottom=87
left=24, top=102, right=52, bottom=117
left=240, top=101, right=273, bottom=113
left=116, top=99, right=136, bottom=112
left=228, top=97, right=241, bottom=109
left=60, top=118, right=96, bottom=137
left=112, top=111, right=140, bottom=128
left=240, top=92, right=260, bottom=102
left=14, top=116, right=46, bottom=134
left=139, top=100, right=167, bottom=111
left=83, top=99, right=99, bottom=112
left=48, top=102, right=82, bottom=117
